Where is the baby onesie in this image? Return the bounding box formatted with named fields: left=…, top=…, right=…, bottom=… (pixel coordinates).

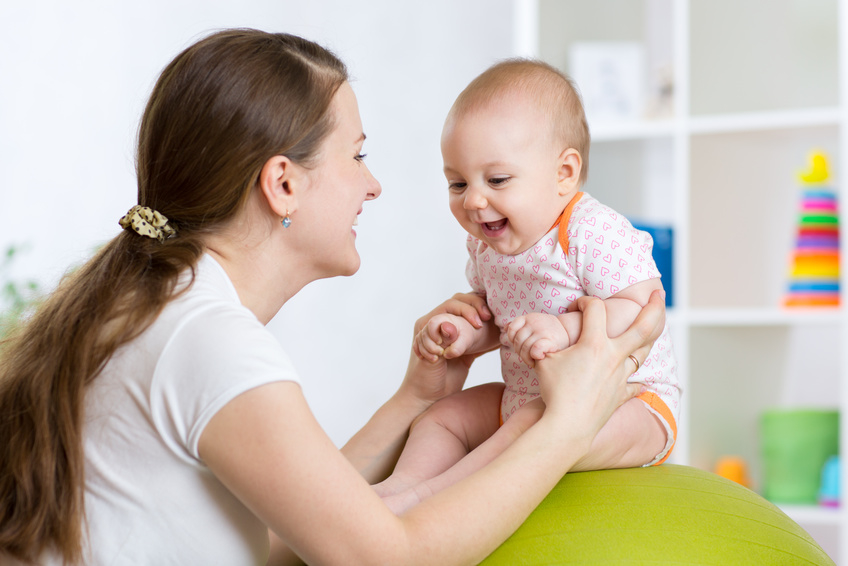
left=465, top=192, right=680, bottom=465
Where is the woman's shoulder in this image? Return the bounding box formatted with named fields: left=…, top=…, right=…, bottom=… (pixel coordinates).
left=163, top=254, right=266, bottom=336
left=158, top=257, right=296, bottom=382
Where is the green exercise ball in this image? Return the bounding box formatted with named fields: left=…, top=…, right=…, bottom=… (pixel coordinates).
left=481, top=464, right=833, bottom=565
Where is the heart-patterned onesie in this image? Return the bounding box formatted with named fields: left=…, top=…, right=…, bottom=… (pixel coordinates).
left=465, top=192, right=680, bottom=465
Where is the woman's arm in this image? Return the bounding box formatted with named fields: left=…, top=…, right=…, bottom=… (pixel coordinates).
left=199, top=291, right=665, bottom=566
left=342, top=293, right=495, bottom=483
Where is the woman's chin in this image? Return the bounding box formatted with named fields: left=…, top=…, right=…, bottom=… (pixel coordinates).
left=337, top=254, right=361, bottom=277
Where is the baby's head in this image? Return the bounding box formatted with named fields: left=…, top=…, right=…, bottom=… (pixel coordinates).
left=441, top=59, right=590, bottom=256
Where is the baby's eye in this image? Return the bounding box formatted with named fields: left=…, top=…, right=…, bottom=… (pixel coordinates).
left=489, top=176, right=510, bottom=187
left=448, top=182, right=467, bottom=192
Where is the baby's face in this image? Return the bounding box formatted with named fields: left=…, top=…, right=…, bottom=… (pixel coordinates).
left=441, top=98, right=578, bottom=256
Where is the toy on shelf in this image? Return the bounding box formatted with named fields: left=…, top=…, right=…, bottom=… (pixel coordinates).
left=713, top=455, right=751, bottom=488
left=761, top=409, right=839, bottom=504
left=784, top=151, right=840, bottom=307
left=819, top=455, right=840, bottom=508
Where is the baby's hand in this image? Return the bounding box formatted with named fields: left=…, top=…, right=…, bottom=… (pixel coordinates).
left=413, top=313, right=477, bottom=363
left=507, top=313, right=570, bottom=367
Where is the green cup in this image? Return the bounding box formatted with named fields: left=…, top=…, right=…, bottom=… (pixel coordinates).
left=761, top=409, right=839, bottom=504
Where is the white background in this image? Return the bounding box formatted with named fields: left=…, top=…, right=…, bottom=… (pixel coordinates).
left=0, top=0, right=516, bottom=445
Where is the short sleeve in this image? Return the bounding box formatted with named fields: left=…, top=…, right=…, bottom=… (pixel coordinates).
left=566, top=200, right=660, bottom=299
left=465, top=234, right=486, bottom=295
left=151, top=304, right=300, bottom=462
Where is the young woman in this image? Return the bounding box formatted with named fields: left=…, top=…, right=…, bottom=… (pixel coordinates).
left=0, top=29, right=665, bottom=565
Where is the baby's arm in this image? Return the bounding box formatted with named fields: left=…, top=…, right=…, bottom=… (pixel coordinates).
left=562, top=278, right=664, bottom=342
left=509, top=278, right=664, bottom=366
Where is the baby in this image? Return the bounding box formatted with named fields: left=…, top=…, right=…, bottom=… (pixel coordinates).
left=375, top=59, right=680, bottom=514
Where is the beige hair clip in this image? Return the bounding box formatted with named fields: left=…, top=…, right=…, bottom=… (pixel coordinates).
left=119, top=205, right=176, bottom=243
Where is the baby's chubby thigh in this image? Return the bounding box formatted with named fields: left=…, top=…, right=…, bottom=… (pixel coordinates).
left=412, top=382, right=506, bottom=452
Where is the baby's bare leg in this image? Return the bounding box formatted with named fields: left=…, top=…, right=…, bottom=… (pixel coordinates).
left=570, top=397, right=668, bottom=471
left=410, top=397, right=546, bottom=498
left=381, top=397, right=546, bottom=515
left=386, top=394, right=665, bottom=514
left=373, top=383, right=504, bottom=508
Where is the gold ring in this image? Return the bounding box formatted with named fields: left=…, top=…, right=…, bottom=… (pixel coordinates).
left=628, top=354, right=640, bottom=373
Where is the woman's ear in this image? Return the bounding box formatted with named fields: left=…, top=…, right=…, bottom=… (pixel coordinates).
left=258, top=155, right=302, bottom=218
left=557, top=148, right=582, bottom=195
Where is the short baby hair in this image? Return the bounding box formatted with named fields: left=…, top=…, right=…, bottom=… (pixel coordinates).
left=448, top=58, right=590, bottom=185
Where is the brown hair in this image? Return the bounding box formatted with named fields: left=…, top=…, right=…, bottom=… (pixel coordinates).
left=0, top=29, right=347, bottom=564
left=447, top=58, right=590, bottom=185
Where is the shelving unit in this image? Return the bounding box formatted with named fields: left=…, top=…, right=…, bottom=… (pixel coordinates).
left=517, top=0, right=846, bottom=562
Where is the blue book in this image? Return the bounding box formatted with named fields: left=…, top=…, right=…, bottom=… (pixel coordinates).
left=631, top=222, right=674, bottom=308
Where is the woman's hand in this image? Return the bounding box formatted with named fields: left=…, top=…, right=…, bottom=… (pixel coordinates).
left=412, top=292, right=491, bottom=336
left=535, top=289, right=666, bottom=444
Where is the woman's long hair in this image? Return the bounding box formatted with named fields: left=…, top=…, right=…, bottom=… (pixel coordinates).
left=0, top=29, right=348, bottom=564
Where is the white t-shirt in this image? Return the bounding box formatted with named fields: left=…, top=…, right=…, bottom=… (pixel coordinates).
left=42, top=254, right=300, bottom=565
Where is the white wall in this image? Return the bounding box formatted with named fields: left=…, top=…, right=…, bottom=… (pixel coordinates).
left=0, top=0, right=513, bottom=445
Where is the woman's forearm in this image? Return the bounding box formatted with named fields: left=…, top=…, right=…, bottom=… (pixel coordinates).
left=340, top=386, right=431, bottom=483
left=207, top=294, right=665, bottom=566
left=398, top=410, right=592, bottom=565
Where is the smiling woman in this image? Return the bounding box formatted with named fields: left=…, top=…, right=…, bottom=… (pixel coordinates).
left=258, top=83, right=381, bottom=284
left=0, top=29, right=356, bottom=564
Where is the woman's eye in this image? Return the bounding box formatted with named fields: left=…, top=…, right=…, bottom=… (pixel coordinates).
left=355, top=153, right=367, bottom=162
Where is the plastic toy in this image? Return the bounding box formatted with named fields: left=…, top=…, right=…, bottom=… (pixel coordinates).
left=820, top=455, right=840, bottom=508
left=713, top=455, right=751, bottom=488
left=784, top=151, right=840, bottom=307
left=761, top=409, right=839, bottom=504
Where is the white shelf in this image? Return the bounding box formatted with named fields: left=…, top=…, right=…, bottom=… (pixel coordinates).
left=685, top=307, right=844, bottom=327
left=689, top=107, right=843, bottom=136
left=589, top=119, right=677, bottom=142
left=590, top=108, right=842, bottom=143
left=530, top=0, right=846, bottom=561
left=779, top=504, right=844, bottom=527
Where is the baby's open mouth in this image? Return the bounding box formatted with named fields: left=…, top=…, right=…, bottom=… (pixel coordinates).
left=482, top=219, right=508, bottom=235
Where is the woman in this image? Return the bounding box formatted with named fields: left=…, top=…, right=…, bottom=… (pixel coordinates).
left=0, top=29, right=665, bottom=565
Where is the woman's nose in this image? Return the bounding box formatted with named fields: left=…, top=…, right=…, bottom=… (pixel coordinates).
left=364, top=167, right=382, bottom=200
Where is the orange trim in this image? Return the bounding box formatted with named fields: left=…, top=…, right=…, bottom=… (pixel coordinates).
left=552, top=191, right=584, bottom=252
left=637, top=391, right=678, bottom=466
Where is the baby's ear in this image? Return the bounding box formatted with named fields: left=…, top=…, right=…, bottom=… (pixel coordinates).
left=557, top=148, right=582, bottom=195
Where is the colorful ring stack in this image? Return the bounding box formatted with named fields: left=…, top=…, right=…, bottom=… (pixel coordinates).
left=785, top=151, right=840, bottom=308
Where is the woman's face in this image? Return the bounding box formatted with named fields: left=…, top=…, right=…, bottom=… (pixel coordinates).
left=298, top=81, right=382, bottom=278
